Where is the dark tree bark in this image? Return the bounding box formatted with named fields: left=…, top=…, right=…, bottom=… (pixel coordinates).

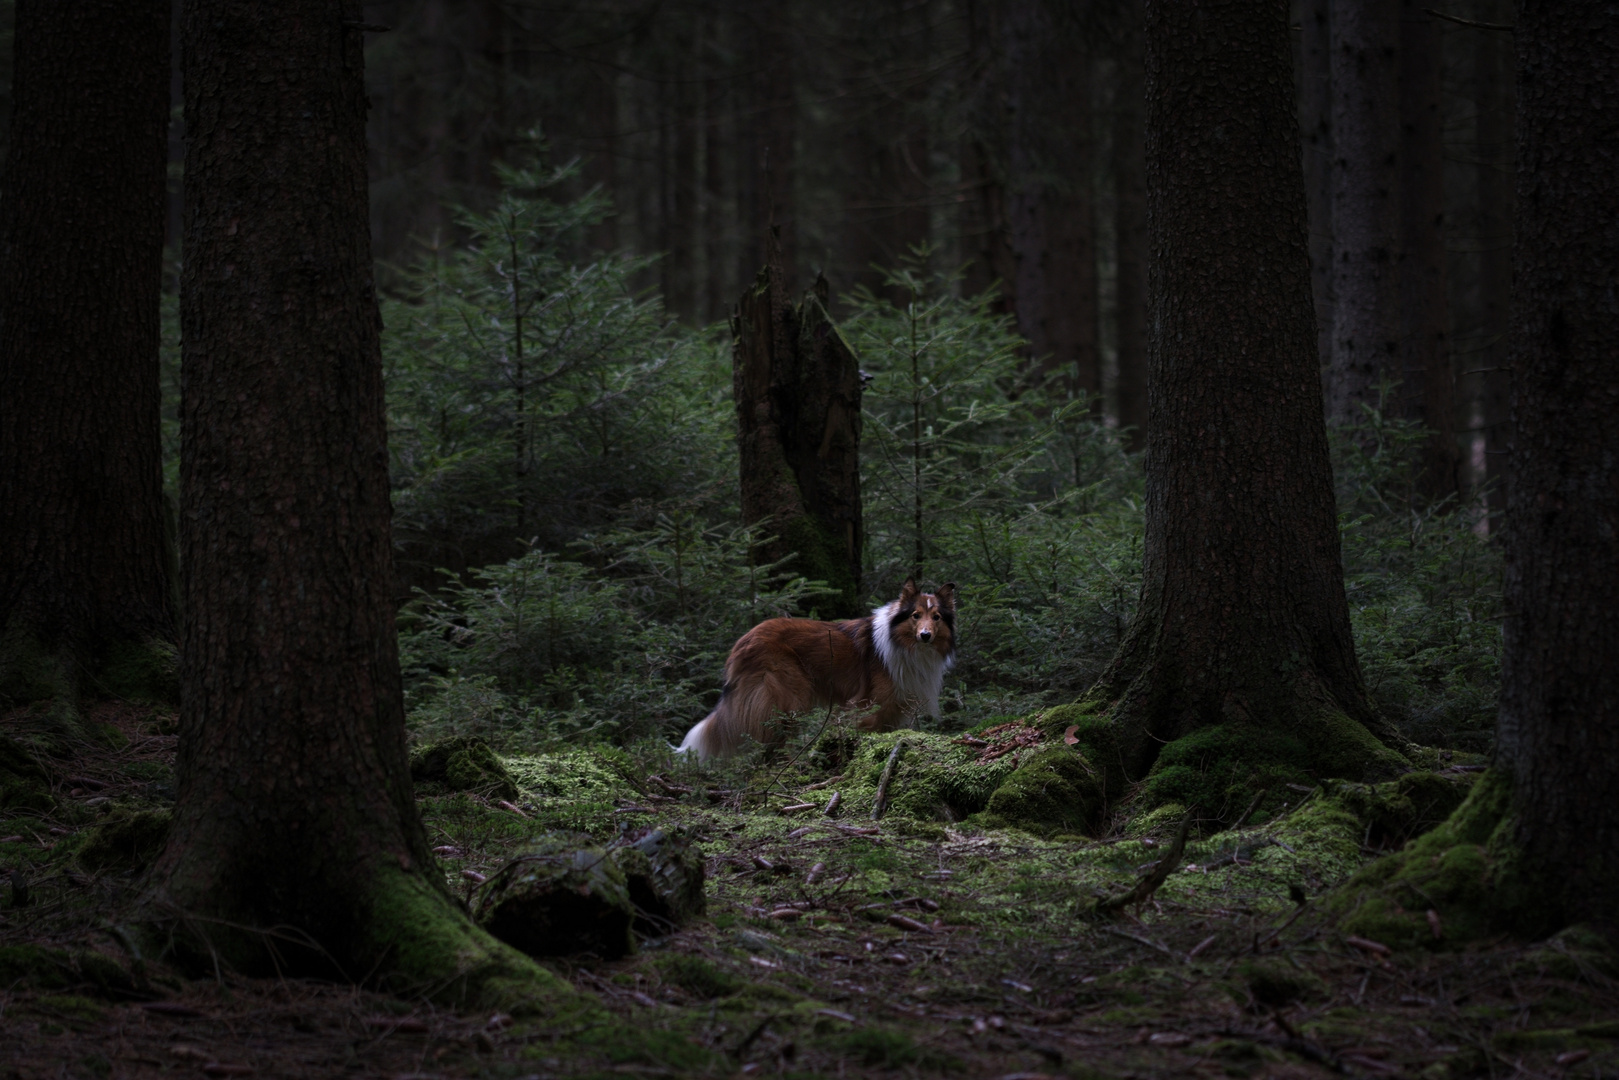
left=1497, top=0, right=1619, bottom=935
left=1474, top=4, right=1515, bottom=529
left=1327, top=0, right=1402, bottom=424
left=993, top=0, right=1101, bottom=400
left=733, top=233, right=864, bottom=616
left=0, top=0, right=175, bottom=715
left=1299, top=0, right=1335, bottom=393
left=145, top=0, right=558, bottom=999
left=1113, top=0, right=1150, bottom=445
left=1092, top=0, right=1404, bottom=793
left=1397, top=2, right=1460, bottom=498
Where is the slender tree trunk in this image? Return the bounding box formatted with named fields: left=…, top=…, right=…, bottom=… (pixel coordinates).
left=1113, top=0, right=1149, bottom=444
left=1327, top=0, right=1402, bottom=424
left=0, top=0, right=175, bottom=716
left=1092, top=0, right=1404, bottom=804
left=1497, top=0, right=1619, bottom=936
left=1398, top=2, right=1459, bottom=498
left=145, top=1, right=560, bottom=1000
left=733, top=234, right=864, bottom=614
left=1299, top=0, right=1335, bottom=396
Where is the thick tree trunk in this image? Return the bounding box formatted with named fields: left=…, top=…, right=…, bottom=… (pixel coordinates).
left=1112, top=0, right=1150, bottom=445
left=146, top=1, right=563, bottom=1002
left=1091, top=0, right=1405, bottom=805
left=0, top=0, right=175, bottom=716
left=1397, top=2, right=1460, bottom=498
left=1335, top=0, right=1619, bottom=946
left=733, top=235, right=864, bottom=615
left=1299, top=0, right=1335, bottom=397
left=1497, top=0, right=1619, bottom=935
left=1327, top=0, right=1402, bottom=425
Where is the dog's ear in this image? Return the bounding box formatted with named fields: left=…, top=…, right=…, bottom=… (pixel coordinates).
left=899, top=577, right=919, bottom=604
left=936, top=581, right=956, bottom=609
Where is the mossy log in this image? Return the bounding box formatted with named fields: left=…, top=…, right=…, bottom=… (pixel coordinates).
left=476, top=829, right=707, bottom=958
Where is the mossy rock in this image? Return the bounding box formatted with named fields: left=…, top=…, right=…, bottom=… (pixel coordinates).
left=0, top=732, right=54, bottom=812
left=1237, top=957, right=1327, bottom=1007
left=608, top=827, right=706, bottom=936
left=1139, top=715, right=1407, bottom=824
left=475, top=835, right=637, bottom=959
left=654, top=954, right=742, bottom=1000
left=973, top=747, right=1103, bottom=837
left=79, top=809, right=171, bottom=872
left=409, top=736, right=518, bottom=800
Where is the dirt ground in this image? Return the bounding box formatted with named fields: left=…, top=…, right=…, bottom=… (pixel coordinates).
left=3, top=705, right=1617, bottom=1080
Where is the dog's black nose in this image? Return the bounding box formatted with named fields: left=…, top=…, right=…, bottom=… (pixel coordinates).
left=918, top=629, right=932, bottom=641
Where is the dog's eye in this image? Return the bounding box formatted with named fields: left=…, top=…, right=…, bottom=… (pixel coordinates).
left=911, top=611, right=921, bottom=619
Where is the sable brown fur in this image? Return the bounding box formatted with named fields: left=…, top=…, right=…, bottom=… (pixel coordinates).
left=676, top=579, right=956, bottom=760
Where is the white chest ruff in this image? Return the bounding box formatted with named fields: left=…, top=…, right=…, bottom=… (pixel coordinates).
left=871, top=602, right=953, bottom=719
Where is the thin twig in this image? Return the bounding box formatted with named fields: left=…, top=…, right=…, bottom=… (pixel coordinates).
left=871, top=739, right=907, bottom=820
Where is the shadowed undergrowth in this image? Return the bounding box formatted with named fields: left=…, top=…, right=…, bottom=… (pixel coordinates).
left=4, top=704, right=1614, bottom=1078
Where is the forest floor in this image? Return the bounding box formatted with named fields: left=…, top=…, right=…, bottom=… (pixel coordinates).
left=3, top=703, right=1618, bottom=1080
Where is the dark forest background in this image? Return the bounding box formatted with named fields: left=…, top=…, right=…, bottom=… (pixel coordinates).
left=0, top=0, right=1514, bottom=751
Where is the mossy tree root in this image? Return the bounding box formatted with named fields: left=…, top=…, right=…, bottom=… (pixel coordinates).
left=139, top=861, right=605, bottom=1019
left=1062, top=670, right=1410, bottom=826
left=1326, top=768, right=1561, bottom=949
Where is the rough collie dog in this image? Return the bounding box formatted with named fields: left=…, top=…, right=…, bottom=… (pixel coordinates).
left=675, top=579, right=957, bottom=761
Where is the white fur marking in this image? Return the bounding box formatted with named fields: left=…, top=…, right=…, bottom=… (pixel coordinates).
left=871, top=600, right=952, bottom=721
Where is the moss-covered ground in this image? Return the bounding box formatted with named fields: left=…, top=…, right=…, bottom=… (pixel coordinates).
left=3, top=703, right=1616, bottom=1078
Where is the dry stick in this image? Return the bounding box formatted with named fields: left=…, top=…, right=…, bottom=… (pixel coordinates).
left=1094, top=811, right=1193, bottom=916
left=1101, top=925, right=1177, bottom=959
left=1230, top=787, right=1270, bottom=831
left=823, top=791, right=841, bottom=817
left=1253, top=899, right=1314, bottom=952
left=871, top=739, right=907, bottom=820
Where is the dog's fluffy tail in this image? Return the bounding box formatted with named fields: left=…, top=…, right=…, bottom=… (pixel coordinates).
left=674, top=712, right=719, bottom=760
left=674, top=679, right=785, bottom=761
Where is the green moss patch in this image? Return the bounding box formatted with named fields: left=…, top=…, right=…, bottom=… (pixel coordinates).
left=409, top=736, right=519, bottom=800
left=973, top=746, right=1103, bottom=836
left=78, top=809, right=171, bottom=872
left=654, top=954, right=743, bottom=999
left=0, top=732, right=54, bottom=812
left=96, top=639, right=179, bottom=706
left=1139, top=715, right=1408, bottom=824
left=1237, top=957, right=1327, bottom=1007
left=1328, top=769, right=1551, bottom=949
left=818, top=730, right=1022, bottom=823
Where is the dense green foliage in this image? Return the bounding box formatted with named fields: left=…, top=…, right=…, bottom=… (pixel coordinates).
left=156, top=171, right=1501, bottom=755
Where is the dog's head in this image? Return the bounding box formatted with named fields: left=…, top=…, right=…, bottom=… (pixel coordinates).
left=888, top=578, right=956, bottom=657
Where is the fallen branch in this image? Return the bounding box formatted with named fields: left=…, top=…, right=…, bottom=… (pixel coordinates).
left=871, top=739, right=907, bottom=820
left=1093, top=811, right=1192, bottom=917
left=1101, top=925, right=1177, bottom=958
